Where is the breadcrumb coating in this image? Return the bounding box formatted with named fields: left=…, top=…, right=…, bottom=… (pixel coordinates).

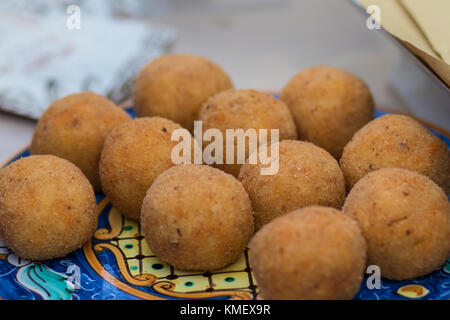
left=281, top=65, right=374, bottom=158
left=239, top=140, right=345, bottom=230
left=340, top=114, right=450, bottom=193
left=99, top=117, right=190, bottom=221
left=30, top=92, right=131, bottom=192
left=133, top=54, right=233, bottom=131
left=0, top=155, right=97, bottom=260
left=250, top=206, right=367, bottom=300
left=141, top=164, right=254, bottom=271
left=199, top=89, right=297, bottom=177
left=343, top=168, right=450, bottom=280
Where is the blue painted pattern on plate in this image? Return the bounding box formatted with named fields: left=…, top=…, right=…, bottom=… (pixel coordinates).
left=0, top=108, right=449, bottom=300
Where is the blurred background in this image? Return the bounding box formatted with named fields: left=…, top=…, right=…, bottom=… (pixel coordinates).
left=0, top=0, right=448, bottom=161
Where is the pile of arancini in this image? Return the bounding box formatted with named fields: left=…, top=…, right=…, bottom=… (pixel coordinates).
left=0, top=54, right=449, bottom=300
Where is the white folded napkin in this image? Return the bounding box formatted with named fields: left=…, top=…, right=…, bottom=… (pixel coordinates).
left=0, top=1, right=175, bottom=119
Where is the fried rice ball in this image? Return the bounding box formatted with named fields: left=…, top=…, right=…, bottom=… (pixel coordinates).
left=343, top=168, right=450, bottom=280
left=239, top=140, right=345, bottom=230
left=280, top=65, right=374, bottom=159
left=141, top=164, right=254, bottom=271
left=30, top=92, right=131, bottom=192
left=250, top=206, right=367, bottom=300
left=340, top=114, right=450, bottom=193
left=99, top=117, right=191, bottom=221
left=199, top=89, right=297, bottom=177
left=0, top=155, right=98, bottom=261
left=133, top=54, right=233, bottom=131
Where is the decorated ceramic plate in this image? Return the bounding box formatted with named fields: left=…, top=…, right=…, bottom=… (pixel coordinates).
left=0, top=107, right=449, bottom=300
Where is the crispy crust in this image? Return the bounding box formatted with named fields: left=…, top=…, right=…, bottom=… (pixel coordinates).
left=280, top=65, right=374, bottom=159
left=141, top=164, right=254, bottom=271
left=250, top=206, right=367, bottom=300
left=0, top=155, right=97, bottom=260
left=30, top=92, right=131, bottom=192
left=199, top=89, right=298, bottom=177
left=340, top=114, right=450, bottom=193
left=343, top=168, right=450, bottom=280
left=99, top=117, right=190, bottom=221
left=239, top=140, right=345, bottom=230
left=133, top=54, right=233, bottom=131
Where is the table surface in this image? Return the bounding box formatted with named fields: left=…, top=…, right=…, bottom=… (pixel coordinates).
left=0, top=0, right=438, bottom=162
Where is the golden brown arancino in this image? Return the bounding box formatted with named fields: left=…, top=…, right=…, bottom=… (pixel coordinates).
left=250, top=206, right=367, bottom=300
left=239, top=140, right=345, bottom=230
left=342, top=168, right=450, bottom=280
left=141, top=164, right=254, bottom=271
left=133, top=54, right=233, bottom=131
left=0, top=155, right=98, bottom=261
left=199, top=89, right=297, bottom=177
left=30, top=92, right=131, bottom=192
left=99, top=117, right=191, bottom=221
left=281, top=65, right=374, bottom=159
left=340, top=114, right=450, bottom=193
